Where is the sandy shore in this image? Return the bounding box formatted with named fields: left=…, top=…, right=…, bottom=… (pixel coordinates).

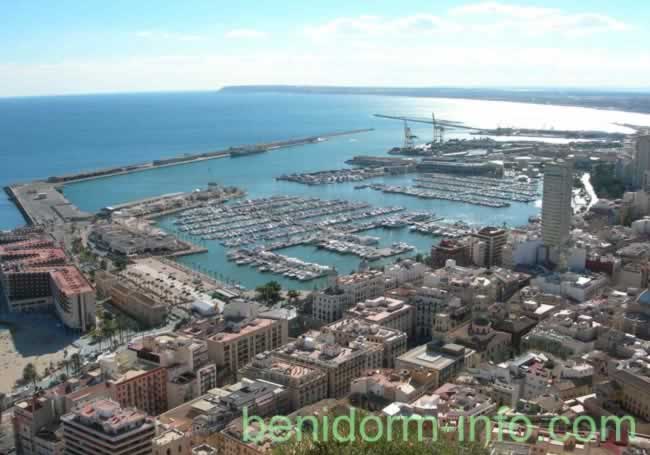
left=0, top=319, right=76, bottom=394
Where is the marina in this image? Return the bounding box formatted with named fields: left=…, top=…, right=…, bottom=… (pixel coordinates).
left=276, top=167, right=387, bottom=185
left=227, top=248, right=333, bottom=281
left=171, top=195, right=430, bottom=280
left=47, top=93, right=627, bottom=289
left=414, top=173, right=541, bottom=203
left=364, top=183, right=512, bottom=208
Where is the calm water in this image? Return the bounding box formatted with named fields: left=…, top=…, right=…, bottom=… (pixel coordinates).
left=3, top=91, right=650, bottom=288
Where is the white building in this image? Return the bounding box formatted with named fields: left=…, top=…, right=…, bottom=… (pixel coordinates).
left=632, top=216, right=650, bottom=235
left=470, top=352, right=555, bottom=403
left=384, top=260, right=427, bottom=286
left=312, top=270, right=386, bottom=323
left=531, top=272, right=608, bottom=302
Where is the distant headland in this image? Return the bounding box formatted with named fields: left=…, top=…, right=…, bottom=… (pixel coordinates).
left=219, top=85, right=650, bottom=114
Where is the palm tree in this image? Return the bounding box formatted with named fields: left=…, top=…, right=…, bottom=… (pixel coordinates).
left=287, top=289, right=300, bottom=306
left=70, top=353, right=81, bottom=374
left=104, top=318, right=118, bottom=347
left=22, top=363, right=38, bottom=389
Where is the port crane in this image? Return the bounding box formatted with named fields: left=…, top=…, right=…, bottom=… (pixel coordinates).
left=403, top=120, right=417, bottom=150
left=374, top=113, right=475, bottom=131
left=432, top=112, right=445, bottom=143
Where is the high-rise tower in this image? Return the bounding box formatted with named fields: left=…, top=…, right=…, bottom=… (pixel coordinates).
left=542, top=159, right=573, bottom=250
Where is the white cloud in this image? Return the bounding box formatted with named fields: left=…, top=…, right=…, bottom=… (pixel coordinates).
left=450, top=2, right=560, bottom=19
left=135, top=30, right=203, bottom=42
left=224, top=29, right=268, bottom=39
left=304, top=14, right=457, bottom=40
left=305, top=3, right=629, bottom=40
left=2, top=45, right=648, bottom=97
left=450, top=2, right=628, bottom=36
left=0, top=3, right=638, bottom=97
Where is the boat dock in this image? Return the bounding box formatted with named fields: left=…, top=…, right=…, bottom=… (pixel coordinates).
left=365, top=183, right=511, bottom=208
left=169, top=195, right=433, bottom=280
left=5, top=128, right=373, bottom=226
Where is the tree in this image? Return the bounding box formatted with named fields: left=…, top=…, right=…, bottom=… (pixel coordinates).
left=112, top=256, right=128, bottom=271
left=415, top=253, right=424, bottom=263
left=255, top=281, right=282, bottom=305
left=287, top=289, right=300, bottom=305
left=22, top=363, right=38, bottom=389
left=103, top=318, right=118, bottom=347
left=70, top=353, right=82, bottom=374
left=88, top=326, right=103, bottom=350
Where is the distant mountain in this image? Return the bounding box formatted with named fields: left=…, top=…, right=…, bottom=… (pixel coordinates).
left=219, top=85, right=650, bottom=114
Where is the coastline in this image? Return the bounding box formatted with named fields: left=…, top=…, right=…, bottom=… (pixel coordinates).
left=219, top=86, right=650, bottom=116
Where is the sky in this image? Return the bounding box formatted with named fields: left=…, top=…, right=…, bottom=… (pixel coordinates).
left=1, top=0, right=649, bottom=97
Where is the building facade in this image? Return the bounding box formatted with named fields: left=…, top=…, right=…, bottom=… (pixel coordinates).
left=541, top=160, right=573, bottom=250
left=61, top=399, right=156, bottom=455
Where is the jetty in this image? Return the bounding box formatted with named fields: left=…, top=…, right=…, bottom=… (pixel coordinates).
left=5, top=128, right=373, bottom=226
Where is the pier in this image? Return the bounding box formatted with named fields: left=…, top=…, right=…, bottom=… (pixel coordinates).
left=5, top=128, right=373, bottom=226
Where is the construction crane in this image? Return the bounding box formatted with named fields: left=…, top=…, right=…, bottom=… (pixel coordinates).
left=403, top=120, right=417, bottom=150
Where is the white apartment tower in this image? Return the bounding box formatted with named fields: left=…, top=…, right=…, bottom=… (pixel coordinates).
left=542, top=160, right=573, bottom=250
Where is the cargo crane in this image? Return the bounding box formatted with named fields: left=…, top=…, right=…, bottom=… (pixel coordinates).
left=374, top=113, right=474, bottom=131
left=403, top=120, right=417, bottom=150
left=432, top=112, right=445, bottom=143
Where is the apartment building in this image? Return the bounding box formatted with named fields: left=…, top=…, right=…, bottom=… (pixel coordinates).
left=542, top=160, right=573, bottom=250
left=312, top=270, right=386, bottom=323
left=411, top=286, right=456, bottom=339
left=207, top=317, right=287, bottom=383
left=100, top=350, right=168, bottom=416
left=323, top=318, right=407, bottom=368
left=344, top=296, right=415, bottom=338
left=12, top=380, right=112, bottom=455
left=158, top=378, right=289, bottom=438
left=152, top=429, right=191, bottom=455
left=612, top=360, right=650, bottom=421
left=431, top=238, right=472, bottom=268
left=274, top=331, right=383, bottom=398
left=95, top=270, right=167, bottom=328
left=384, top=259, right=427, bottom=286
left=61, top=399, right=156, bottom=455
left=238, top=351, right=328, bottom=410
left=423, top=260, right=496, bottom=305
left=395, top=340, right=479, bottom=389
left=351, top=368, right=437, bottom=404
left=13, top=395, right=60, bottom=455
left=0, top=234, right=95, bottom=331
left=472, top=226, right=507, bottom=268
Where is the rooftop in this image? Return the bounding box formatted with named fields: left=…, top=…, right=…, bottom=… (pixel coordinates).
left=277, top=330, right=380, bottom=367
left=345, top=296, right=411, bottom=322
left=63, top=399, right=152, bottom=436
left=398, top=342, right=472, bottom=372
left=209, top=318, right=275, bottom=343
left=337, top=269, right=384, bottom=286
left=50, top=266, right=93, bottom=296
left=246, top=352, right=324, bottom=379
left=326, top=318, right=404, bottom=341
left=153, top=428, right=186, bottom=446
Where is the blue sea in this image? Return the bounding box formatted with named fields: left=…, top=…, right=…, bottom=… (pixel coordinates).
left=3, top=91, right=650, bottom=288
